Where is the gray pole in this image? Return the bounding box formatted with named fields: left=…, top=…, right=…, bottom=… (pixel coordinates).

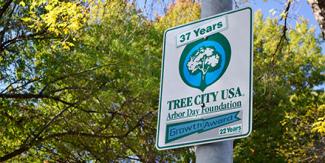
left=195, top=1, right=233, bottom=163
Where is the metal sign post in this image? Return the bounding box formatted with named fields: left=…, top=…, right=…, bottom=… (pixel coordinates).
left=196, top=1, right=234, bottom=163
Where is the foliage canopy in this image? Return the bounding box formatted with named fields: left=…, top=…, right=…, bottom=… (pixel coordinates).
left=0, top=0, right=324, bottom=162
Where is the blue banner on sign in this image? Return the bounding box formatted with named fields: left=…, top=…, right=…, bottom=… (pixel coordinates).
left=166, top=111, right=240, bottom=143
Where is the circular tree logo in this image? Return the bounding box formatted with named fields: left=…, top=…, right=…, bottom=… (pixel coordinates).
left=179, top=33, right=231, bottom=91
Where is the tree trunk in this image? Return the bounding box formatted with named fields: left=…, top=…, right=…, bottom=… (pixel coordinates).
left=307, top=0, right=325, bottom=39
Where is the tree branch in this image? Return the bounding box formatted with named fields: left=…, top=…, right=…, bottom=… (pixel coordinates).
left=0, top=109, right=154, bottom=162
left=0, top=93, right=77, bottom=106
left=0, top=29, right=48, bottom=51
left=0, top=105, right=75, bottom=162
left=0, top=0, right=13, bottom=18
left=0, top=2, right=15, bottom=45
left=0, top=77, right=42, bottom=94
left=39, top=63, right=114, bottom=94
left=271, top=0, right=292, bottom=66
left=0, top=146, right=29, bottom=162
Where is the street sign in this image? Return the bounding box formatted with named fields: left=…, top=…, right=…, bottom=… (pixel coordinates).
left=156, top=7, right=253, bottom=150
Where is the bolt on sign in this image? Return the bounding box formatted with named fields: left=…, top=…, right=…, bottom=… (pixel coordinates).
left=156, top=8, right=253, bottom=150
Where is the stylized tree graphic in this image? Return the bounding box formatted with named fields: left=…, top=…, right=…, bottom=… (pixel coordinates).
left=187, top=46, right=220, bottom=87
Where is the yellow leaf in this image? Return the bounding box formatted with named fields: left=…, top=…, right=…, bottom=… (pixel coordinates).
left=19, top=1, right=26, bottom=7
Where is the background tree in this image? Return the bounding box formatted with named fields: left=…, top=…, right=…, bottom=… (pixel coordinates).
left=0, top=0, right=94, bottom=161
left=234, top=11, right=324, bottom=162
left=0, top=0, right=199, bottom=162
left=0, top=0, right=324, bottom=162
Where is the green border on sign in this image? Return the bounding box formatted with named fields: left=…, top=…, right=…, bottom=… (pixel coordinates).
left=156, top=7, right=253, bottom=150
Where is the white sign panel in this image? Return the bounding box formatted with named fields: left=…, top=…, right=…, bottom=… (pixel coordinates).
left=156, top=8, right=253, bottom=150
